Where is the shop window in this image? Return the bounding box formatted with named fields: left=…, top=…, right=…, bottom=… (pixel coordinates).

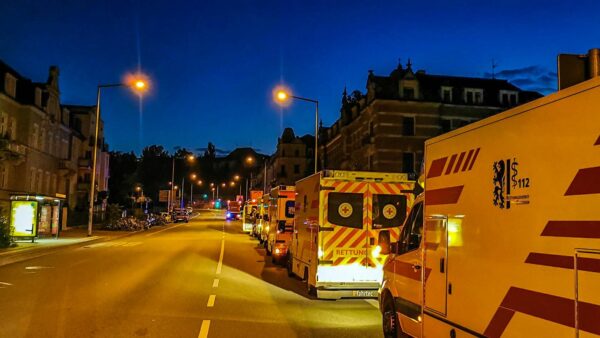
left=402, top=116, right=415, bottom=136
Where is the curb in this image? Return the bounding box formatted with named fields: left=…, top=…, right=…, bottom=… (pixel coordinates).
left=0, top=228, right=146, bottom=268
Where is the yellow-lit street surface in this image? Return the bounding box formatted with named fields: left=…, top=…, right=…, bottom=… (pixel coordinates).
left=0, top=210, right=381, bottom=338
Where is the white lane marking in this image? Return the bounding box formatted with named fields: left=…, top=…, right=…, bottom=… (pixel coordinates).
left=207, top=295, right=216, bottom=307
left=25, top=266, right=54, bottom=270
left=212, top=279, right=219, bottom=288
left=198, top=320, right=210, bottom=338
left=215, top=239, right=224, bottom=275
left=365, top=299, right=379, bottom=309
left=145, top=224, right=182, bottom=237
left=0, top=282, right=13, bottom=286
left=122, top=242, right=142, bottom=247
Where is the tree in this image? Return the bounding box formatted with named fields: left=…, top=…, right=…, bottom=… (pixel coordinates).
left=137, top=145, right=172, bottom=207
left=203, top=142, right=216, bottom=159
left=108, top=151, right=138, bottom=206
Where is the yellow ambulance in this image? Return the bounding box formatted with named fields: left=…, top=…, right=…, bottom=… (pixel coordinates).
left=264, top=185, right=295, bottom=264
left=378, top=76, right=600, bottom=337
left=253, top=194, right=269, bottom=241
left=290, top=170, right=415, bottom=299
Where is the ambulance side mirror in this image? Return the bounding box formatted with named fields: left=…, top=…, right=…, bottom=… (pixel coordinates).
left=379, top=230, right=391, bottom=255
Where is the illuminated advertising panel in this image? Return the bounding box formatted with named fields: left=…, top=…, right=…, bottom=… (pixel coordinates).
left=10, top=201, right=38, bottom=237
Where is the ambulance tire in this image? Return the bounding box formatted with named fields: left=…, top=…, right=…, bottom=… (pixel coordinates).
left=382, top=296, right=409, bottom=338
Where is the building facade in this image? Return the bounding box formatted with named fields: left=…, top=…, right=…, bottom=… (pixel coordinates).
left=0, top=60, right=109, bottom=232
left=263, top=128, right=314, bottom=188
left=321, top=61, right=542, bottom=175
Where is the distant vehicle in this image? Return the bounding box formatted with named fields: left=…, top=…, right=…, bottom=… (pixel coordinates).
left=226, top=200, right=242, bottom=220
left=378, top=78, right=600, bottom=338
left=253, top=194, right=270, bottom=241
left=290, top=170, right=414, bottom=299
left=172, top=208, right=190, bottom=223
left=242, top=190, right=263, bottom=232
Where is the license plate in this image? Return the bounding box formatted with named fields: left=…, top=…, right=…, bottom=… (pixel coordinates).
left=353, top=290, right=377, bottom=298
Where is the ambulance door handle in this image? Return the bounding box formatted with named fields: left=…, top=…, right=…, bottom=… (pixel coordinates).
left=412, top=264, right=421, bottom=270
left=440, top=258, right=445, bottom=273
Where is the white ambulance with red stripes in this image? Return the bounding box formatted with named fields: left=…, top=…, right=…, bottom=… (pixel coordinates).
left=378, top=76, right=600, bottom=337
left=289, top=170, right=415, bottom=299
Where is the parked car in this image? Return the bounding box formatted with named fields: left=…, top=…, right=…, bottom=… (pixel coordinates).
left=173, top=209, right=190, bottom=223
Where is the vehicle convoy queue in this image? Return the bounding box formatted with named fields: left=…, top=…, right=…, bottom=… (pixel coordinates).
left=225, top=78, right=600, bottom=338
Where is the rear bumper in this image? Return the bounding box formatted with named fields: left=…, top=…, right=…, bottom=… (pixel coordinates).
left=316, top=283, right=380, bottom=300
left=242, top=222, right=253, bottom=232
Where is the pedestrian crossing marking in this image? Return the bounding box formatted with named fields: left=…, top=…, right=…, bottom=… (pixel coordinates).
left=84, top=241, right=142, bottom=249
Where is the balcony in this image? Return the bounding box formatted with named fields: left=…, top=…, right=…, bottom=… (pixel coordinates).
left=58, top=160, right=77, bottom=176
left=0, top=138, right=26, bottom=165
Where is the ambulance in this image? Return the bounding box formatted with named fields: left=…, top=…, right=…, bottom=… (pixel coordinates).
left=378, top=77, right=600, bottom=337
left=264, top=185, right=296, bottom=264
left=242, top=190, right=263, bottom=233
left=252, top=194, right=269, bottom=241
left=290, top=170, right=415, bottom=299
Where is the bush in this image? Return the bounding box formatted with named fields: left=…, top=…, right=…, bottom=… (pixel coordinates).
left=0, top=209, right=14, bottom=248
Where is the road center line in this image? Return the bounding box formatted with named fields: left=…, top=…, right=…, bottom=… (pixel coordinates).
left=216, top=239, right=224, bottom=274
left=198, top=320, right=210, bottom=338
left=212, top=279, right=219, bottom=288
left=207, top=295, right=216, bottom=307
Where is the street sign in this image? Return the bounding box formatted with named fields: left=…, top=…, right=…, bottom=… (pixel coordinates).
left=159, top=190, right=171, bottom=202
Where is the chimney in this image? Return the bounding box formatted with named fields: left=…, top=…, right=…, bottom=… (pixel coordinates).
left=557, top=48, right=600, bottom=90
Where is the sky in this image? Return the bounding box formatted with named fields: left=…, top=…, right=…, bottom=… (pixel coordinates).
left=1, top=0, right=599, bottom=155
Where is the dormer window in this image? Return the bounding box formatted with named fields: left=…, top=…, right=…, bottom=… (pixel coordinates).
left=4, top=73, right=17, bottom=98
left=441, top=86, right=453, bottom=102
left=403, top=87, right=415, bottom=100
left=499, top=90, right=519, bottom=106
left=464, top=88, right=483, bottom=104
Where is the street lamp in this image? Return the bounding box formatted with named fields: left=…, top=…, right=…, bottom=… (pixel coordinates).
left=88, top=76, right=148, bottom=237
left=274, top=88, right=319, bottom=174
left=169, top=154, right=194, bottom=212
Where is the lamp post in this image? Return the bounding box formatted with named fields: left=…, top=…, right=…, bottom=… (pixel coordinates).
left=88, top=79, right=147, bottom=237
left=275, top=89, right=319, bottom=174
left=169, top=154, right=194, bottom=212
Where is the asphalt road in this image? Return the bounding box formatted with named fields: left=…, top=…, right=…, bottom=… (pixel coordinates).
left=0, top=210, right=382, bottom=338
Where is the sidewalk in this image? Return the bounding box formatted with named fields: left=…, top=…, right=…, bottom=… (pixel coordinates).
left=0, top=226, right=142, bottom=267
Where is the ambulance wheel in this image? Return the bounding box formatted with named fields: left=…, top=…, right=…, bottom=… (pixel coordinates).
left=382, top=296, right=408, bottom=338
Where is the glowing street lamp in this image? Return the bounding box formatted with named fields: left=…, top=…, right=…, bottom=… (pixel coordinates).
left=274, top=87, right=319, bottom=174
left=88, top=75, right=150, bottom=237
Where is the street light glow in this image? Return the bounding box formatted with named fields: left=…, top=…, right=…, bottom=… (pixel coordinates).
left=234, top=175, right=240, bottom=181
left=276, top=90, right=287, bottom=101
left=246, top=156, right=254, bottom=164
left=197, top=180, right=203, bottom=185
left=191, top=173, right=197, bottom=180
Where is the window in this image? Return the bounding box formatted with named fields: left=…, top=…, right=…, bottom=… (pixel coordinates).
left=397, top=202, right=423, bottom=254
left=369, top=121, right=374, bottom=136
left=51, top=174, right=57, bottom=193
left=372, top=194, right=408, bottom=229
left=48, top=132, right=54, bottom=155
left=282, top=150, right=286, bottom=157
left=31, top=124, right=39, bottom=149
left=327, top=192, right=364, bottom=229
left=294, top=164, right=300, bottom=174
left=45, top=172, right=50, bottom=193
left=402, top=116, right=415, bottom=136
left=403, top=87, right=415, bottom=99
left=499, top=90, right=519, bottom=106
left=368, top=154, right=374, bottom=170
left=0, top=164, right=7, bottom=188
left=280, top=165, right=286, bottom=175
left=294, top=149, right=300, bottom=157
left=40, top=128, right=46, bottom=152
left=402, top=152, right=415, bottom=173
left=441, top=86, right=453, bottom=102
left=8, top=117, right=16, bottom=140
left=0, top=112, right=7, bottom=137
left=464, top=88, right=483, bottom=104
left=4, top=74, right=17, bottom=98
left=36, top=169, right=43, bottom=192
left=285, top=200, right=295, bottom=218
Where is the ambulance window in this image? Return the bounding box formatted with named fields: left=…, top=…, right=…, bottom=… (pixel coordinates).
left=327, top=192, right=364, bottom=229
left=372, top=194, right=407, bottom=229
left=397, top=202, right=423, bottom=254
left=285, top=200, right=295, bottom=218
